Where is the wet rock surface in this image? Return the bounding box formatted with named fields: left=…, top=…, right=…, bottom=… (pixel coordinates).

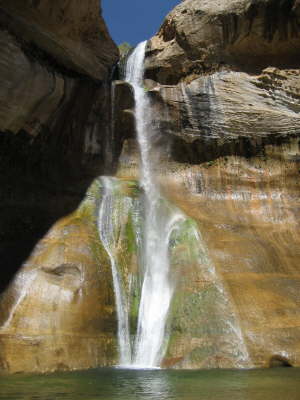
left=147, top=68, right=300, bottom=163
left=119, top=0, right=300, bottom=369
left=160, top=151, right=300, bottom=369
left=1, top=0, right=300, bottom=374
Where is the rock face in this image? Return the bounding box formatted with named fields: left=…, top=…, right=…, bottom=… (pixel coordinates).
left=0, top=0, right=119, bottom=171
left=148, top=67, right=300, bottom=163
left=159, top=147, right=300, bottom=369
left=0, top=183, right=117, bottom=373
left=1, top=0, right=300, bottom=374
left=146, top=0, right=300, bottom=84
left=0, top=0, right=117, bottom=80
left=115, top=0, right=300, bottom=368
left=0, top=1, right=120, bottom=373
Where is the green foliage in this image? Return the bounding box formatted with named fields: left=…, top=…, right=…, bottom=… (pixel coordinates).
left=129, top=284, right=141, bottom=333
left=118, top=42, right=133, bottom=57
left=125, top=214, right=137, bottom=254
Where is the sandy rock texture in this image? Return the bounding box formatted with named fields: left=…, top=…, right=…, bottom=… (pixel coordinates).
left=146, top=0, right=300, bottom=84
left=0, top=0, right=117, bottom=80
left=120, top=0, right=300, bottom=368
left=0, top=184, right=117, bottom=373
left=148, top=67, right=300, bottom=162
left=0, top=1, right=120, bottom=374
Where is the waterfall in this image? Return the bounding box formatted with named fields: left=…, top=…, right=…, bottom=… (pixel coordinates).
left=124, top=41, right=183, bottom=368
left=97, top=41, right=251, bottom=370
left=98, top=177, right=132, bottom=365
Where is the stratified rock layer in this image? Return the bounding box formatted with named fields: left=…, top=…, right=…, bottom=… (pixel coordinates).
left=146, top=0, right=300, bottom=84
left=1, top=0, right=300, bottom=373
left=160, top=149, right=300, bottom=369
left=0, top=0, right=117, bottom=80
left=0, top=1, right=119, bottom=373
left=148, top=67, right=300, bottom=163
left=115, top=0, right=300, bottom=368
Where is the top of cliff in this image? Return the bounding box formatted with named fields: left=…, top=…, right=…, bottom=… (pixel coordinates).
left=146, top=0, right=300, bottom=84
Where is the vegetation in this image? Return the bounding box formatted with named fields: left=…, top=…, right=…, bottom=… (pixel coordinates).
left=118, top=42, right=133, bottom=57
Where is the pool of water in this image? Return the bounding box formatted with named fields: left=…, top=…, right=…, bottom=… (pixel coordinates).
left=0, top=367, right=299, bottom=400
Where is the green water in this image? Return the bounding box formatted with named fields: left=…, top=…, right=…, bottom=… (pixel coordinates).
left=0, top=368, right=299, bottom=400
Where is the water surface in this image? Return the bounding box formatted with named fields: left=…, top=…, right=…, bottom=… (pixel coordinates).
left=0, top=367, right=299, bottom=400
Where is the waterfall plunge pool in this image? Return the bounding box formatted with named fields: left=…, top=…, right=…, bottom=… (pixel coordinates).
left=0, top=367, right=299, bottom=400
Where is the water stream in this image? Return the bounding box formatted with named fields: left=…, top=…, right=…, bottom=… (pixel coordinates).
left=98, top=177, right=132, bottom=365
left=99, top=41, right=185, bottom=368
left=125, top=41, right=184, bottom=368
left=97, top=41, right=251, bottom=370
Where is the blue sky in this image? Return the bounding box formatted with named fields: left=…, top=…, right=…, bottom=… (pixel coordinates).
left=102, top=0, right=181, bottom=46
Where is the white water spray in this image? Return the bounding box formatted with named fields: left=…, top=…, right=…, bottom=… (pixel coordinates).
left=98, top=177, right=132, bottom=365
left=98, top=41, right=251, bottom=369
left=125, top=41, right=184, bottom=368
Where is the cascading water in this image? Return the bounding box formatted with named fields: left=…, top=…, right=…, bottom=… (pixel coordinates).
left=98, top=177, right=132, bottom=365
left=97, top=41, right=251, bottom=370
left=125, top=41, right=184, bottom=368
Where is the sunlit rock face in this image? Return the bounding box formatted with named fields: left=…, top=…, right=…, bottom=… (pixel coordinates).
left=159, top=150, right=300, bottom=369
left=0, top=0, right=120, bottom=373
left=0, top=183, right=117, bottom=373
left=146, top=68, right=300, bottom=163
left=145, top=0, right=300, bottom=84
left=116, top=130, right=300, bottom=369
left=1, top=0, right=300, bottom=374
left=114, top=0, right=300, bottom=368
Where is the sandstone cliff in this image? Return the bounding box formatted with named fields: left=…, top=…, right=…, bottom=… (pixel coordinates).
left=1, top=0, right=300, bottom=374
left=0, top=1, right=120, bottom=373
left=146, top=0, right=300, bottom=84
left=117, top=0, right=300, bottom=368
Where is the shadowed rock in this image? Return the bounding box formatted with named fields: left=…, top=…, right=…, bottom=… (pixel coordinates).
left=0, top=0, right=119, bottom=374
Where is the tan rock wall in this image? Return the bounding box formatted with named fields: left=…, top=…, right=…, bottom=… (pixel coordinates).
left=0, top=183, right=118, bottom=374
left=132, top=0, right=300, bottom=369
left=160, top=146, right=300, bottom=368
left=0, top=0, right=120, bottom=373
left=1, top=0, right=300, bottom=373
left=146, top=0, right=300, bottom=84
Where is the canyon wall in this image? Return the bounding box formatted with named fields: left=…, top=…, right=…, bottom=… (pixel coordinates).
left=0, top=1, right=120, bottom=373
left=136, top=0, right=300, bottom=368
left=1, top=0, right=300, bottom=374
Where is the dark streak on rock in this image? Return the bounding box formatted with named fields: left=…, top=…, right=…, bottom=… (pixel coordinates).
left=170, top=133, right=300, bottom=165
